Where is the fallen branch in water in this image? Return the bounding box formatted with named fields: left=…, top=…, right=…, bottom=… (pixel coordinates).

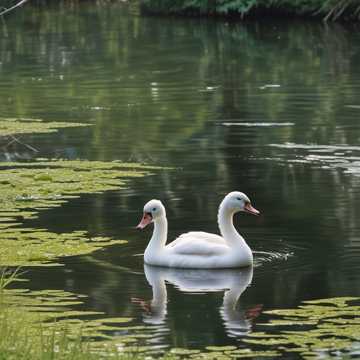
left=2, top=135, right=39, bottom=153
left=0, top=0, right=29, bottom=17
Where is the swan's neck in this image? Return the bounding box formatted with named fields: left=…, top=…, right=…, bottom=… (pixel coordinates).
left=217, top=204, right=248, bottom=248
left=145, top=216, right=168, bottom=255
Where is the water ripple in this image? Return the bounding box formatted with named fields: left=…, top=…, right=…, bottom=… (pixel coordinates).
left=253, top=250, right=293, bottom=267
left=265, top=143, right=360, bottom=177
left=222, top=122, right=294, bottom=127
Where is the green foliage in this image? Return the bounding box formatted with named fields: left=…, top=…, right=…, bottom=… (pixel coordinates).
left=0, top=158, right=157, bottom=266
left=0, top=269, right=148, bottom=359
left=0, top=119, right=159, bottom=267
left=140, top=0, right=360, bottom=20
left=244, top=297, right=360, bottom=358
left=0, top=117, right=90, bottom=137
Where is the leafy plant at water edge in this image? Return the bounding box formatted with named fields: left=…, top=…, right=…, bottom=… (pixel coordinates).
left=0, top=117, right=165, bottom=358
left=0, top=269, right=153, bottom=359
left=140, top=0, right=360, bottom=20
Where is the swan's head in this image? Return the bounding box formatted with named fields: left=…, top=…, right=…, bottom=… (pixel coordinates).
left=137, top=199, right=166, bottom=229
left=221, top=191, right=260, bottom=215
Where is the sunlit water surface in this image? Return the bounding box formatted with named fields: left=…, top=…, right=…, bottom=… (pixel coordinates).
left=1, top=1, right=360, bottom=353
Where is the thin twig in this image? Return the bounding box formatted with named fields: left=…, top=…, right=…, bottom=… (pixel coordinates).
left=323, top=0, right=351, bottom=21
left=4, top=135, right=39, bottom=153
left=0, top=0, right=29, bottom=17
left=11, top=135, right=39, bottom=152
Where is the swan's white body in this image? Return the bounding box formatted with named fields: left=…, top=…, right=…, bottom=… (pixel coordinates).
left=137, top=191, right=259, bottom=269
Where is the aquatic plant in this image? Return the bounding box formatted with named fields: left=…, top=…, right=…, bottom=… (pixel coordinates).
left=0, top=269, right=155, bottom=359
left=139, top=0, right=360, bottom=20
left=0, top=117, right=90, bottom=137
left=244, top=297, right=360, bottom=358
left=0, top=159, right=157, bottom=266
left=0, top=116, right=166, bottom=358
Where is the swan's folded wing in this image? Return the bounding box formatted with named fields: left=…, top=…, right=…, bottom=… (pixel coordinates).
left=170, top=232, right=226, bottom=245
left=167, top=232, right=228, bottom=256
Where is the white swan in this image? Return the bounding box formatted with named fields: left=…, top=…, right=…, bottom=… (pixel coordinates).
left=136, top=191, right=260, bottom=268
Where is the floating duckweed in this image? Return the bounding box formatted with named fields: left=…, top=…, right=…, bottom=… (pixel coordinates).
left=244, top=338, right=294, bottom=346
left=0, top=117, right=90, bottom=136
left=247, top=297, right=360, bottom=358
left=225, top=350, right=281, bottom=358
left=0, top=159, right=157, bottom=266
left=170, top=348, right=201, bottom=355
left=0, top=284, right=145, bottom=351
left=122, top=345, right=153, bottom=353
left=0, top=118, right=168, bottom=356
left=302, top=297, right=359, bottom=307
left=101, top=317, right=133, bottom=324
left=206, top=346, right=237, bottom=352
left=191, top=352, right=230, bottom=360
left=258, top=319, right=318, bottom=326
left=34, top=173, right=53, bottom=181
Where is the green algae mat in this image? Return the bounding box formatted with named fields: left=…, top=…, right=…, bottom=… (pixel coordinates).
left=244, top=297, right=360, bottom=359
left=0, top=159, right=156, bottom=266
left=0, top=117, right=158, bottom=267
left=0, top=117, right=89, bottom=136
left=0, top=280, right=154, bottom=358
left=2, top=283, right=359, bottom=359
left=1, top=118, right=359, bottom=359
left=0, top=117, right=164, bottom=357
left=164, top=297, right=360, bottom=359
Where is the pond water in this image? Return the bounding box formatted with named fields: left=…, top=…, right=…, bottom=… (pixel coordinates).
left=1, top=1, right=360, bottom=356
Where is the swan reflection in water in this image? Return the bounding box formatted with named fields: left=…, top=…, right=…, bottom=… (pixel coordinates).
left=133, top=264, right=261, bottom=339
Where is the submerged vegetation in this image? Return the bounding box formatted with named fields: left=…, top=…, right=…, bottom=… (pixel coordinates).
left=140, top=0, right=360, bottom=20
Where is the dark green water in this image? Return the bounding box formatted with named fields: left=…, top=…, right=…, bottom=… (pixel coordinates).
left=1, top=1, right=360, bottom=354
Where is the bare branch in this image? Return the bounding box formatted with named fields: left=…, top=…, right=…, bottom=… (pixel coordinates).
left=0, top=0, right=29, bottom=17
left=9, top=135, right=39, bottom=153
left=2, top=135, right=39, bottom=153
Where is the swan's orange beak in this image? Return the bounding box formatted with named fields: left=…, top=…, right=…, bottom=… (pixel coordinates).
left=136, top=212, right=152, bottom=229
left=244, top=202, right=260, bottom=216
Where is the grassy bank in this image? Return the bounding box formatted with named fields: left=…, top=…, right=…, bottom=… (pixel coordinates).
left=139, top=0, right=360, bottom=21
